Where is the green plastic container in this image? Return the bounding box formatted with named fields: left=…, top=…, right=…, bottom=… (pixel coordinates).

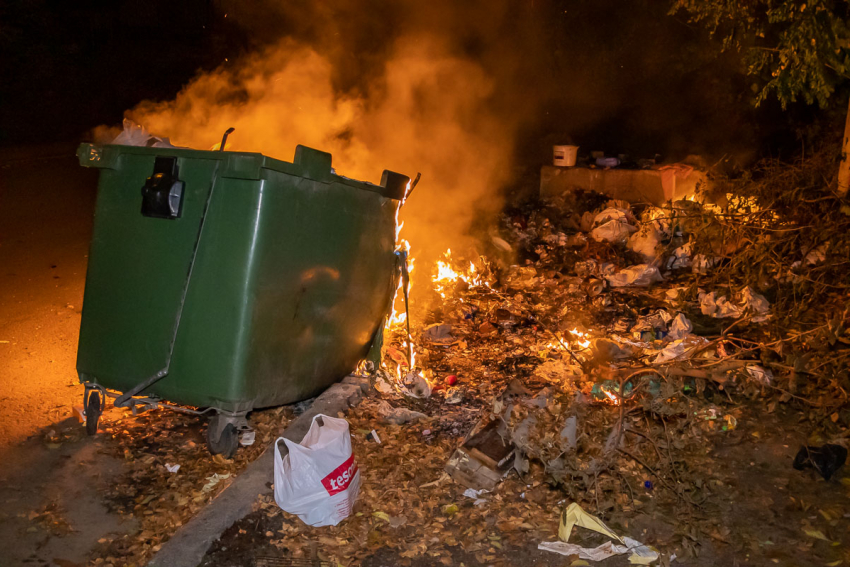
left=76, top=143, right=408, bottom=452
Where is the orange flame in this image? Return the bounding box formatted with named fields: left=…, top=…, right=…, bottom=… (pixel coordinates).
left=432, top=248, right=488, bottom=297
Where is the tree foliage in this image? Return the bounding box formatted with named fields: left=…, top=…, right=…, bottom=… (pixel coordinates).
left=671, top=0, right=850, bottom=108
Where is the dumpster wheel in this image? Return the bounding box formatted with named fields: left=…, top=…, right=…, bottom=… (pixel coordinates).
left=207, top=416, right=239, bottom=458
left=85, top=390, right=102, bottom=436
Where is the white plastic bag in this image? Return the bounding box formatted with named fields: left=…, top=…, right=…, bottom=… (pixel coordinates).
left=604, top=264, right=664, bottom=287
left=274, top=414, right=361, bottom=527
left=111, top=118, right=177, bottom=148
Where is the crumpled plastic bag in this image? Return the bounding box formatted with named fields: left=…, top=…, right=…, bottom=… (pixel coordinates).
left=643, top=206, right=673, bottom=239
left=592, top=219, right=638, bottom=243
left=627, top=226, right=663, bottom=263
left=539, top=539, right=658, bottom=564
left=740, top=287, right=770, bottom=322
left=590, top=208, right=638, bottom=244
left=605, top=264, right=664, bottom=287
left=111, top=119, right=177, bottom=148
left=745, top=364, right=773, bottom=385
left=401, top=371, right=431, bottom=398
left=376, top=400, right=427, bottom=424
left=667, top=313, right=693, bottom=340
left=692, top=254, right=718, bottom=274
left=699, top=291, right=741, bottom=318
left=652, top=336, right=708, bottom=364
left=700, top=287, right=770, bottom=321
left=593, top=207, right=634, bottom=225
left=423, top=323, right=453, bottom=343
left=666, top=242, right=692, bottom=270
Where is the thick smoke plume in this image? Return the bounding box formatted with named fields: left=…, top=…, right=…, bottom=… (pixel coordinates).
left=107, top=1, right=548, bottom=265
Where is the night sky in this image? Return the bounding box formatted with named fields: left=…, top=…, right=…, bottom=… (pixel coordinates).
left=1, top=0, right=843, bottom=164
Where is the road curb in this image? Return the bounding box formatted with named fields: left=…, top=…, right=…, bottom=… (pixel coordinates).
left=146, top=377, right=369, bottom=567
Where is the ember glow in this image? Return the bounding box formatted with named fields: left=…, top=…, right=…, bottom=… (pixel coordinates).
left=569, top=328, right=592, bottom=350
left=603, top=390, right=620, bottom=405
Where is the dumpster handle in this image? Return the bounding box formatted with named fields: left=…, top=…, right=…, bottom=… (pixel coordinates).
left=114, top=162, right=222, bottom=407
left=219, top=127, right=235, bottom=151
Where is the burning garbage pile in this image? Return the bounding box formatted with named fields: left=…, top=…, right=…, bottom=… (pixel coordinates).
left=351, top=147, right=849, bottom=563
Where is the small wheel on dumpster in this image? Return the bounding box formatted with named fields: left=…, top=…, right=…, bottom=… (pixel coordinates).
left=207, top=422, right=238, bottom=458
left=85, top=390, right=102, bottom=436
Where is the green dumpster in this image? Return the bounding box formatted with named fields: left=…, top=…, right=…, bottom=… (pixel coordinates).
left=76, top=142, right=409, bottom=455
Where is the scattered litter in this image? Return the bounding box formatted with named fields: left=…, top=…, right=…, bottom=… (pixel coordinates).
left=652, top=336, right=707, bottom=364
left=539, top=503, right=659, bottom=564
left=423, top=323, right=453, bottom=343
left=740, top=286, right=770, bottom=322
left=201, top=472, right=231, bottom=493
left=491, top=235, right=513, bottom=252
left=666, top=243, right=692, bottom=270
left=627, top=225, right=662, bottom=263
left=745, top=365, right=773, bottom=385
left=605, top=264, right=663, bottom=287
left=445, top=420, right=514, bottom=491
left=239, top=430, right=255, bottom=446
left=462, top=487, right=491, bottom=499
left=793, top=444, right=847, bottom=481
left=72, top=405, right=86, bottom=424
left=444, top=387, right=464, bottom=404
left=366, top=430, right=381, bottom=444
left=111, top=118, right=177, bottom=148
left=165, top=464, right=181, bottom=473
left=699, top=291, right=741, bottom=318
left=376, top=400, right=427, bottom=425
left=667, top=313, right=693, bottom=340
left=699, top=287, right=771, bottom=321
left=592, top=220, right=638, bottom=244
left=401, top=371, right=432, bottom=399
left=560, top=416, right=578, bottom=451
left=539, top=539, right=658, bottom=564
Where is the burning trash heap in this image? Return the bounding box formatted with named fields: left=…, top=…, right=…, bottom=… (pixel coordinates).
left=337, top=146, right=850, bottom=562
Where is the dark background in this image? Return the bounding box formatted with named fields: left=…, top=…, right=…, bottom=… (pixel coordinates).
left=1, top=0, right=844, bottom=165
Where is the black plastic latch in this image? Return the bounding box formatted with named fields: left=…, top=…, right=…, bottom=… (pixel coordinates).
left=141, top=157, right=184, bottom=219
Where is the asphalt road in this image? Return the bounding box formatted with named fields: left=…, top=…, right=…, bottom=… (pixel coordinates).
left=0, top=144, right=97, bottom=459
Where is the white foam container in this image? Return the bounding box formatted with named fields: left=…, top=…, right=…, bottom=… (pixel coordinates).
left=553, top=145, right=579, bottom=167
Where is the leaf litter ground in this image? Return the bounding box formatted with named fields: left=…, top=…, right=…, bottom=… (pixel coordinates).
left=42, top=149, right=850, bottom=566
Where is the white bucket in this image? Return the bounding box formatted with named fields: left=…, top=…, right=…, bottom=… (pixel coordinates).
left=553, top=145, right=579, bottom=167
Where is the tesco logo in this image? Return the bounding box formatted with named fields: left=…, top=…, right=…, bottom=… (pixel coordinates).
left=321, top=454, right=358, bottom=495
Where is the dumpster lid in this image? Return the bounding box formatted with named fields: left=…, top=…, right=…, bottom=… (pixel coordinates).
left=78, top=143, right=410, bottom=201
